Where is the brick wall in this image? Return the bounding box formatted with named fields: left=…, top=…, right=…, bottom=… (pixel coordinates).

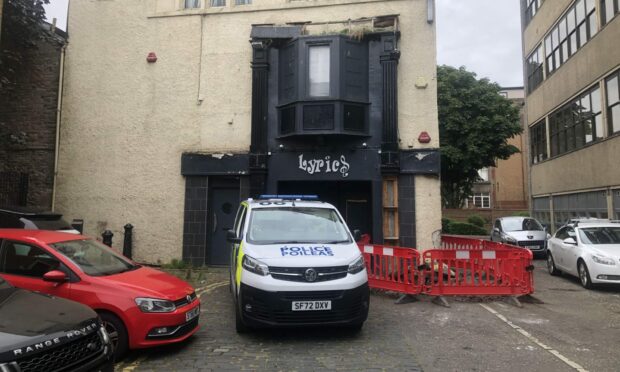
left=0, top=25, right=65, bottom=208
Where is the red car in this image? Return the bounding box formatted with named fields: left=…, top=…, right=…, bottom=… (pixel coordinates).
left=0, top=229, right=200, bottom=359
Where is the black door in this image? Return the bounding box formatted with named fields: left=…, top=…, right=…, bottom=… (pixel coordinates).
left=208, top=188, right=239, bottom=265
left=346, top=200, right=371, bottom=236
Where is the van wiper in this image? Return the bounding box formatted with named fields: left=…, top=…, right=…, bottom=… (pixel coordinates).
left=324, top=240, right=350, bottom=244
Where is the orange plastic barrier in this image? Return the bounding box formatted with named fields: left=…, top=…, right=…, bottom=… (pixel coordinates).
left=359, top=237, right=534, bottom=297
left=358, top=244, right=423, bottom=295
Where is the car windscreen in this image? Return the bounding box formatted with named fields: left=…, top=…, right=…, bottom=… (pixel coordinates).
left=501, top=218, right=544, bottom=232
left=50, top=239, right=138, bottom=276
left=22, top=217, right=73, bottom=231
left=247, top=207, right=351, bottom=245
left=578, top=227, right=620, bottom=245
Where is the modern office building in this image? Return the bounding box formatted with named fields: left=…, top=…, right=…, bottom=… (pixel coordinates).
left=522, top=0, right=619, bottom=230
left=55, top=0, right=441, bottom=264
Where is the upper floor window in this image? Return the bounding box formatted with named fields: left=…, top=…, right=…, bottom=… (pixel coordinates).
left=549, top=85, right=602, bottom=157
left=530, top=120, right=548, bottom=164
left=477, top=168, right=489, bottom=182
left=235, top=0, right=252, bottom=4
left=308, top=45, right=330, bottom=97
left=526, top=44, right=544, bottom=93
left=210, top=0, right=225, bottom=7
left=602, top=0, right=620, bottom=24
left=184, top=0, right=201, bottom=8
left=606, top=70, right=620, bottom=134
left=545, top=0, right=597, bottom=76
left=524, top=0, right=545, bottom=26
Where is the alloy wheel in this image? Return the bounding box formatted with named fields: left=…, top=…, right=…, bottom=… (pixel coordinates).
left=102, top=320, right=119, bottom=349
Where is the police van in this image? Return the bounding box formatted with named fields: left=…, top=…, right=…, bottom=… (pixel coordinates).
left=227, top=195, right=369, bottom=332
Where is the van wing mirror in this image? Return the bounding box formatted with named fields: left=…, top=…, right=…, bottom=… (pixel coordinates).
left=227, top=229, right=241, bottom=244
left=352, top=229, right=362, bottom=242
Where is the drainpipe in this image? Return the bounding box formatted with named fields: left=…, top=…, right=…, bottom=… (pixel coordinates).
left=51, top=42, right=67, bottom=212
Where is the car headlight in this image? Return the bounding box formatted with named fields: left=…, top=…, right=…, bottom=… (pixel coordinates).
left=348, top=256, right=365, bottom=274
left=503, top=235, right=517, bottom=244
left=135, top=298, right=176, bottom=313
left=242, top=255, right=270, bottom=276
left=591, top=255, right=616, bottom=266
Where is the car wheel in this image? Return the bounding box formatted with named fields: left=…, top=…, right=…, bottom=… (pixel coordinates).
left=547, top=253, right=560, bottom=276
left=578, top=260, right=593, bottom=289
left=235, top=303, right=249, bottom=334
left=99, top=312, right=129, bottom=360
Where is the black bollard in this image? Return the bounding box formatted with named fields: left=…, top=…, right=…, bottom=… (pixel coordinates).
left=71, top=219, right=84, bottom=234
left=102, top=230, right=113, bottom=247
left=123, top=223, right=133, bottom=259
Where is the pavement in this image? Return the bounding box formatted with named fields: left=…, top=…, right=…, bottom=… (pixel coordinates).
left=116, top=259, right=620, bottom=372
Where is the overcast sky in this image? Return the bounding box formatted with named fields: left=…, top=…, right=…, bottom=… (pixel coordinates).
left=43, top=0, right=524, bottom=87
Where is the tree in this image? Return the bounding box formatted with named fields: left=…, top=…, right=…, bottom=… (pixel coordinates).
left=438, top=65, right=522, bottom=208
left=0, top=0, right=50, bottom=89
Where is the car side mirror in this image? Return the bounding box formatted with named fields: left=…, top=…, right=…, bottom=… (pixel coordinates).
left=353, top=229, right=362, bottom=242
left=493, top=227, right=500, bottom=233
left=43, top=270, right=68, bottom=283
left=226, top=229, right=241, bottom=244
left=563, top=237, right=577, bottom=245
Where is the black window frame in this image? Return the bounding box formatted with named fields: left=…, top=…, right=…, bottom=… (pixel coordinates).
left=524, top=0, right=545, bottom=26
left=530, top=119, right=548, bottom=164
left=549, top=84, right=602, bottom=158
left=545, top=0, right=598, bottom=77
left=606, top=69, right=620, bottom=135
left=601, top=0, right=620, bottom=24
left=526, top=44, right=544, bottom=93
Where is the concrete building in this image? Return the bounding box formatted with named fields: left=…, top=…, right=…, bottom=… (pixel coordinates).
left=56, top=0, right=441, bottom=265
left=469, top=87, right=528, bottom=212
left=522, top=0, right=620, bottom=231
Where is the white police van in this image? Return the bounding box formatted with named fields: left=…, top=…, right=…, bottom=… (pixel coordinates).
left=227, top=195, right=369, bottom=332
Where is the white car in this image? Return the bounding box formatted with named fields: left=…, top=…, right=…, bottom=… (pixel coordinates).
left=547, top=221, right=620, bottom=289
left=227, top=195, right=369, bottom=333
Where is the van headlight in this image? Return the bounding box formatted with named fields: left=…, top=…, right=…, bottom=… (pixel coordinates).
left=348, top=256, right=365, bottom=274
left=592, top=255, right=616, bottom=266
left=242, top=255, right=270, bottom=276
left=135, top=298, right=176, bottom=313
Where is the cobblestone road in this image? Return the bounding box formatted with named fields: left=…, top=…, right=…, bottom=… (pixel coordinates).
left=116, top=268, right=423, bottom=372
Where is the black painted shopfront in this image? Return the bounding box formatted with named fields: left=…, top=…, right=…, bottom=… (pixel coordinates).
left=181, top=22, right=439, bottom=265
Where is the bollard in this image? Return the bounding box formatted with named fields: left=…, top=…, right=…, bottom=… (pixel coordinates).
left=102, top=230, right=113, bottom=247
left=123, top=223, right=133, bottom=259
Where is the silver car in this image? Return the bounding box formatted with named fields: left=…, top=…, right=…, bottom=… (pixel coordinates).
left=490, top=216, right=550, bottom=256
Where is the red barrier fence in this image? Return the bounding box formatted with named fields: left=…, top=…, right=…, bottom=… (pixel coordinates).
left=358, top=236, right=534, bottom=298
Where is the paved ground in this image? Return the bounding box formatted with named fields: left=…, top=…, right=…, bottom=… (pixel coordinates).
left=116, top=260, right=620, bottom=372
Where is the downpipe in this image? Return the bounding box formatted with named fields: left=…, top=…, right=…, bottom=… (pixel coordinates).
left=51, top=42, right=67, bottom=212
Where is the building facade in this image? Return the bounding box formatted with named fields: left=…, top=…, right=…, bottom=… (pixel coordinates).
left=56, top=0, right=441, bottom=265
left=469, top=87, right=528, bottom=212
left=522, top=0, right=620, bottom=231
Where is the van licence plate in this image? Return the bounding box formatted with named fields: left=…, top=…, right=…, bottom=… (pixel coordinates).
left=292, top=301, right=332, bottom=311
left=185, top=306, right=200, bottom=322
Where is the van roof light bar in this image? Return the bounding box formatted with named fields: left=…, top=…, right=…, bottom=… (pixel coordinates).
left=258, top=194, right=319, bottom=201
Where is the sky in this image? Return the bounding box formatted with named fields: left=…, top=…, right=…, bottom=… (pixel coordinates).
left=43, top=0, right=524, bottom=87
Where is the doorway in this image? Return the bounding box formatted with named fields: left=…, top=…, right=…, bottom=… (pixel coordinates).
left=207, top=179, right=240, bottom=265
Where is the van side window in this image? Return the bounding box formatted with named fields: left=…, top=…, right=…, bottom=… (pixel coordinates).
left=0, top=241, right=60, bottom=278
left=236, top=207, right=247, bottom=238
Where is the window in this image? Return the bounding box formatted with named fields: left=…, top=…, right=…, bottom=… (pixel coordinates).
left=532, top=197, right=551, bottom=229
left=0, top=241, right=60, bottom=277
left=524, top=0, right=545, bottom=26
left=606, top=70, right=620, bottom=134
left=549, top=85, right=602, bottom=157
left=235, top=0, right=251, bottom=4
left=308, top=45, right=330, bottom=97
left=545, top=0, right=597, bottom=76
left=473, top=193, right=491, bottom=209
left=530, top=120, right=548, bottom=164
left=210, top=0, right=225, bottom=6
left=184, top=0, right=201, bottom=8
left=477, top=168, right=489, bottom=182
left=552, top=191, right=608, bottom=228
left=526, top=44, right=544, bottom=93
left=601, top=0, right=619, bottom=24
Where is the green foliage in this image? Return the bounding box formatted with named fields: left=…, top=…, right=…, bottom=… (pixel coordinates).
left=445, top=222, right=488, bottom=236
left=467, top=215, right=485, bottom=228
left=0, top=0, right=51, bottom=89
left=441, top=217, right=453, bottom=233
left=438, top=65, right=522, bottom=208
left=512, top=211, right=530, bottom=217
left=161, top=258, right=190, bottom=270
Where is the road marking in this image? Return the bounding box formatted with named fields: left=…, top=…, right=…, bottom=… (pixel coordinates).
left=196, top=280, right=228, bottom=296
left=120, top=356, right=147, bottom=372
left=480, top=304, right=588, bottom=372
